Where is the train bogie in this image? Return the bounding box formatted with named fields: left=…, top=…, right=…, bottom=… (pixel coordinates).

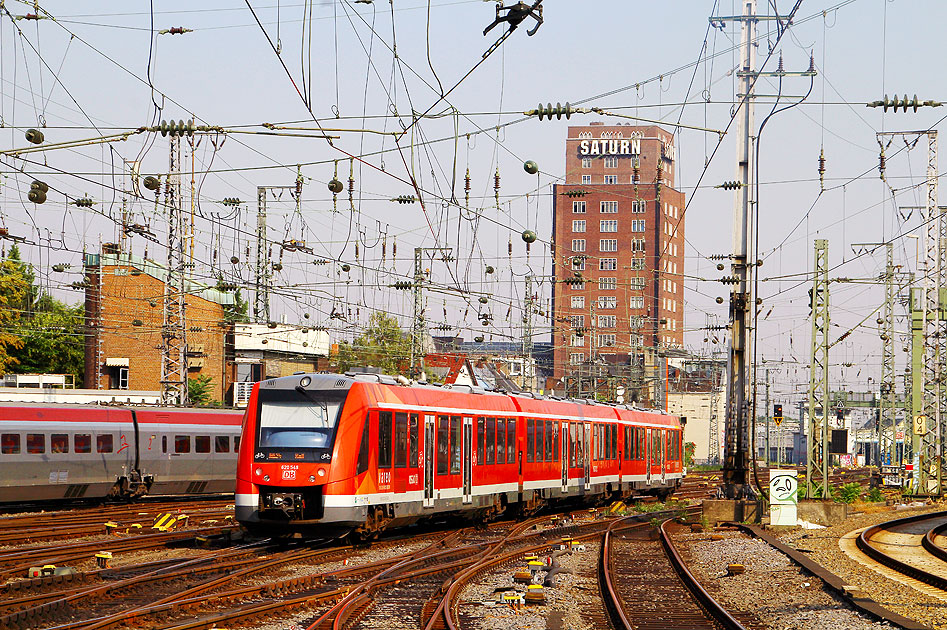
left=236, top=373, right=684, bottom=538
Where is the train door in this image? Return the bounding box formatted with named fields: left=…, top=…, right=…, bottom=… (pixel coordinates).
left=423, top=414, right=435, bottom=508
left=462, top=416, right=473, bottom=504
left=560, top=421, right=568, bottom=493
left=645, top=429, right=652, bottom=485
left=583, top=422, right=591, bottom=491
left=660, top=430, right=667, bottom=484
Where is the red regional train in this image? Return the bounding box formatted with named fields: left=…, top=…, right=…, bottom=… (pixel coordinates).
left=0, top=404, right=244, bottom=502
left=236, top=373, right=684, bottom=538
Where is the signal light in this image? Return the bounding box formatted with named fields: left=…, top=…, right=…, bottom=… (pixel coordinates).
left=774, top=404, right=782, bottom=418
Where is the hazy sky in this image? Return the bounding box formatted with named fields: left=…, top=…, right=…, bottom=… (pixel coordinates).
left=1, top=0, right=945, bottom=406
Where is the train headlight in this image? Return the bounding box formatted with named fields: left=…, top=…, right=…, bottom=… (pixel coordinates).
left=263, top=475, right=270, bottom=482
left=299, top=376, right=311, bottom=387
left=309, top=475, right=316, bottom=482
left=317, top=467, right=327, bottom=477
left=254, top=467, right=262, bottom=477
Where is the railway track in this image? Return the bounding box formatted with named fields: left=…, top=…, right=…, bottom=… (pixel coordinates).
left=856, top=509, right=947, bottom=591
left=600, top=516, right=753, bottom=630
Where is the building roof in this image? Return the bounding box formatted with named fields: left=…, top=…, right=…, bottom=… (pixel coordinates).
left=87, top=251, right=235, bottom=306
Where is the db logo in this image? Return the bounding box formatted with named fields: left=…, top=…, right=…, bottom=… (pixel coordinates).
left=281, top=469, right=296, bottom=480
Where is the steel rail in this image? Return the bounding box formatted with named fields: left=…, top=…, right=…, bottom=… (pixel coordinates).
left=856, top=510, right=947, bottom=591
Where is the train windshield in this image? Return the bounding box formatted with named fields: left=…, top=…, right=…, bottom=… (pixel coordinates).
left=258, top=393, right=344, bottom=449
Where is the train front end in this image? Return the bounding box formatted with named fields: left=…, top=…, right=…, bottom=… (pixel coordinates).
left=236, top=373, right=363, bottom=537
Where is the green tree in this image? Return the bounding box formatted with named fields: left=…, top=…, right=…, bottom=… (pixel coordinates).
left=333, top=312, right=410, bottom=375
left=0, top=248, right=31, bottom=372
left=10, top=294, right=84, bottom=382
left=188, top=375, right=216, bottom=406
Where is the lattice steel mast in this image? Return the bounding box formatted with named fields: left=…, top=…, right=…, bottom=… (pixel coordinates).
left=807, top=239, right=829, bottom=497
left=160, top=132, right=189, bottom=406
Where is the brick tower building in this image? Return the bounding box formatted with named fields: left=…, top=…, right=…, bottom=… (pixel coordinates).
left=551, top=123, right=685, bottom=399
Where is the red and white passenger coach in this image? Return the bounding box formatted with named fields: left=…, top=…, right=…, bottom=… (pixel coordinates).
left=236, top=373, right=684, bottom=538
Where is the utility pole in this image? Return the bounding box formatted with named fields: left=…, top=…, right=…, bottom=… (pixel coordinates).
left=523, top=274, right=534, bottom=392
left=880, top=243, right=896, bottom=467
left=410, top=247, right=452, bottom=379
left=765, top=368, right=770, bottom=465
left=254, top=181, right=305, bottom=323
left=160, top=133, right=189, bottom=406
left=807, top=239, right=830, bottom=498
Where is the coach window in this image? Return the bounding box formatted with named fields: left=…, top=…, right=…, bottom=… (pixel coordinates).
left=234, top=436, right=241, bottom=452
left=450, top=416, right=461, bottom=474
left=477, top=417, right=485, bottom=465
left=610, top=425, right=617, bottom=460
left=496, top=419, right=506, bottom=464
left=161, top=435, right=168, bottom=453
left=526, top=419, right=535, bottom=463
left=409, top=414, right=419, bottom=468
left=437, top=416, right=449, bottom=474
left=174, top=435, right=190, bottom=454
left=378, top=411, right=393, bottom=469
left=51, top=434, right=69, bottom=454
left=195, top=436, right=211, bottom=454
left=394, top=412, right=408, bottom=468
left=27, top=433, right=45, bottom=454
left=215, top=436, right=230, bottom=453
left=97, top=434, right=114, bottom=453
left=1, top=433, right=20, bottom=454
left=356, top=414, right=371, bottom=475
left=537, top=419, right=547, bottom=462
left=506, top=419, right=516, bottom=464
left=75, top=434, right=91, bottom=454
left=545, top=421, right=553, bottom=462
left=552, top=422, right=560, bottom=462
left=485, top=418, right=495, bottom=465
left=638, top=429, right=647, bottom=461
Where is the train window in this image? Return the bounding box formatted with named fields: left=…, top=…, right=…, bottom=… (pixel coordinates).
left=496, top=419, right=505, bottom=464
left=569, top=423, right=576, bottom=467
left=174, top=435, right=190, bottom=454
left=394, top=412, right=408, bottom=468
left=545, top=421, right=554, bottom=462
left=234, top=436, right=241, bottom=452
left=51, top=434, right=69, bottom=454
left=623, top=427, right=629, bottom=460
left=162, top=435, right=167, bottom=453
left=485, top=418, right=495, bottom=465
left=526, top=419, right=534, bottom=463
left=477, top=417, right=485, bottom=465
left=610, top=425, right=617, bottom=460
left=215, top=436, right=230, bottom=453
left=576, top=424, right=584, bottom=464
left=195, top=436, right=211, bottom=453
left=437, top=416, right=449, bottom=475
left=594, top=425, right=601, bottom=461
left=449, top=416, right=461, bottom=475
left=1, top=433, right=20, bottom=454
left=378, top=411, right=393, bottom=468
left=552, top=422, right=559, bottom=461
left=75, top=434, right=91, bottom=454
left=637, top=428, right=646, bottom=461
left=27, top=434, right=45, bottom=454
left=506, top=419, right=516, bottom=464
left=97, top=434, right=114, bottom=453
left=356, top=414, right=370, bottom=475
left=536, top=420, right=546, bottom=462
left=409, top=414, right=419, bottom=468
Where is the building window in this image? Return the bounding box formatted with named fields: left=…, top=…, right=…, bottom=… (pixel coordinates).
left=630, top=277, right=646, bottom=290
left=630, top=315, right=644, bottom=328
left=598, top=334, right=617, bottom=347
left=630, top=258, right=645, bottom=270
left=600, top=201, right=618, bottom=214
left=630, top=296, right=644, bottom=309
left=569, top=315, right=585, bottom=328
left=581, top=175, right=592, bottom=184
left=571, top=279, right=586, bottom=290
left=573, top=200, right=586, bottom=213
left=571, top=239, right=586, bottom=252
left=572, top=256, right=586, bottom=270
left=632, top=200, right=646, bottom=213
left=631, top=238, right=646, bottom=252
left=571, top=334, right=585, bottom=347
left=599, top=277, right=617, bottom=290
left=571, top=296, right=585, bottom=309
left=604, top=156, right=619, bottom=168
left=572, top=220, right=586, bottom=232
left=570, top=353, right=584, bottom=365
left=598, top=296, right=617, bottom=309
left=600, top=239, right=618, bottom=252
left=600, top=220, right=618, bottom=233
left=630, top=333, right=643, bottom=347
left=598, top=315, right=616, bottom=328
left=604, top=175, right=618, bottom=184
left=631, top=219, right=646, bottom=232
left=581, top=157, right=591, bottom=168
left=600, top=258, right=617, bottom=270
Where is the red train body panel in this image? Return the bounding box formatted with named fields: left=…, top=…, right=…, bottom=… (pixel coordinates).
left=236, top=373, right=683, bottom=537
left=0, top=403, right=244, bottom=502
